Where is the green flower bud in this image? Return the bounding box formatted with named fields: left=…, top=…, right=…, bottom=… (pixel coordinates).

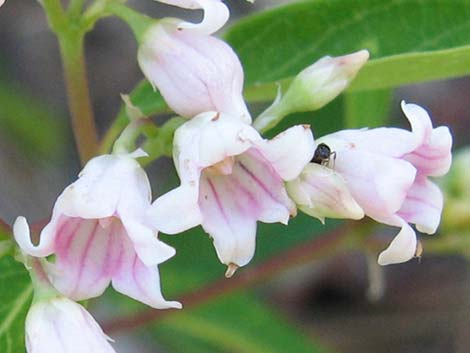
left=254, top=50, right=369, bottom=132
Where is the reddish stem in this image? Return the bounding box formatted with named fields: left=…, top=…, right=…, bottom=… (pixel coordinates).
left=102, top=223, right=352, bottom=333
left=0, top=218, right=10, bottom=234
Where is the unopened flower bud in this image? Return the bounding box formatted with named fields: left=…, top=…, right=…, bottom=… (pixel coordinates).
left=138, top=19, right=250, bottom=122
left=254, top=50, right=369, bottom=132
left=286, top=163, right=364, bottom=223
left=281, top=49, right=369, bottom=113
left=26, top=296, right=116, bottom=353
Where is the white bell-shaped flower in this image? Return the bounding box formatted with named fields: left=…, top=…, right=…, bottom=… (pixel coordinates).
left=14, top=150, right=180, bottom=309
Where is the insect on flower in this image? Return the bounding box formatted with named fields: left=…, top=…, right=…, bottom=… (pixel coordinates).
left=311, top=143, right=336, bottom=166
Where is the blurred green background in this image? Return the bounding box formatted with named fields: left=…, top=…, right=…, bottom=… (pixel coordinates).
left=0, top=1, right=469, bottom=353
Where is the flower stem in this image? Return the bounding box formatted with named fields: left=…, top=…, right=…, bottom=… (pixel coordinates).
left=41, top=0, right=99, bottom=165
left=29, top=257, right=59, bottom=302
left=253, top=99, right=289, bottom=133
left=67, top=0, right=85, bottom=18
left=99, top=110, right=129, bottom=154
left=41, top=0, right=67, bottom=33
left=58, top=32, right=99, bottom=164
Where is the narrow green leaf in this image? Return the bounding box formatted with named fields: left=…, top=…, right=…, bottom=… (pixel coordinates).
left=244, top=45, right=470, bottom=104
left=226, top=0, right=470, bottom=86
left=0, top=256, right=33, bottom=353
left=125, top=80, right=167, bottom=116
left=350, top=45, right=470, bottom=91
left=344, top=89, right=392, bottom=128
left=154, top=294, right=328, bottom=353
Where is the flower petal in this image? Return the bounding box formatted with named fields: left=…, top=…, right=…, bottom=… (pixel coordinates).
left=404, top=126, right=453, bottom=177
left=26, top=297, right=116, bottom=353
left=401, top=101, right=433, bottom=143
left=57, top=154, right=145, bottom=219
left=255, top=125, right=315, bottom=181
left=319, top=126, right=417, bottom=159
left=318, top=102, right=440, bottom=159
left=235, top=149, right=296, bottom=222
left=121, top=218, right=176, bottom=265
left=398, top=176, right=443, bottom=234
left=198, top=150, right=294, bottom=266
left=148, top=184, right=202, bottom=234
left=174, top=112, right=260, bottom=179
left=198, top=173, right=258, bottom=267
left=377, top=217, right=417, bottom=266
left=14, top=216, right=56, bottom=257
left=287, top=163, right=364, bottom=222
left=112, top=232, right=181, bottom=309
left=333, top=149, right=416, bottom=220
left=49, top=218, right=119, bottom=301
left=138, top=23, right=249, bottom=121
left=157, top=0, right=229, bottom=34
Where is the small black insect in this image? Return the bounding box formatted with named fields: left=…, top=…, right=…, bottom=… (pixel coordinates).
left=311, top=143, right=336, bottom=166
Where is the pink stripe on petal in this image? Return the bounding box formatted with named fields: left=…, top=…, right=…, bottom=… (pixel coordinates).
left=99, top=220, right=120, bottom=279
left=206, top=177, right=230, bottom=225
left=54, top=217, right=82, bottom=257
left=52, top=219, right=114, bottom=301
left=112, top=235, right=180, bottom=309
left=199, top=164, right=285, bottom=266
left=228, top=176, right=259, bottom=217
left=72, top=221, right=100, bottom=295
left=238, top=161, right=279, bottom=204
left=234, top=151, right=296, bottom=221
left=398, top=177, right=443, bottom=234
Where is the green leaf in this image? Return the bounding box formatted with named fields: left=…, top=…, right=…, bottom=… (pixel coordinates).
left=125, top=80, right=167, bottom=116
left=154, top=293, right=328, bottom=353
left=344, top=88, right=392, bottom=128
left=349, top=45, right=470, bottom=91
left=100, top=80, right=167, bottom=154
left=0, top=256, right=33, bottom=353
left=244, top=45, right=470, bottom=104
left=226, top=0, right=470, bottom=89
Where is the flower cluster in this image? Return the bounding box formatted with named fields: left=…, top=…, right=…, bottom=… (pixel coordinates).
left=12, top=0, right=452, bottom=352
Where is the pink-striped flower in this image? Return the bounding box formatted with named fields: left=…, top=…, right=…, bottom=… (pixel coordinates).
left=25, top=296, right=116, bottom=353
left=317, top=102, right=452, bottom=265
left=147, top=112, right=314, bottom=273
left=138, top=0, right=250, bottom=122
left=14, top=150, right=180, bottom=309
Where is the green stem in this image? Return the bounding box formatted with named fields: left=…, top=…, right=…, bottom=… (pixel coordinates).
left=41, top=0, right=67, bottom=33
left=103, top=2, right=155, bottom=43
left=58, top=31, right=99, bottom=164
left=67, top=0, right=86, bottom=18
left=99, top=110, right=130, bottom=154
left=253, top=99, right=289, bottom=133
left=41, top=0, right=99, bottom=164
left=29, top=257, right=59, bottom=302
left=112, top=119, right=146, bottom=154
